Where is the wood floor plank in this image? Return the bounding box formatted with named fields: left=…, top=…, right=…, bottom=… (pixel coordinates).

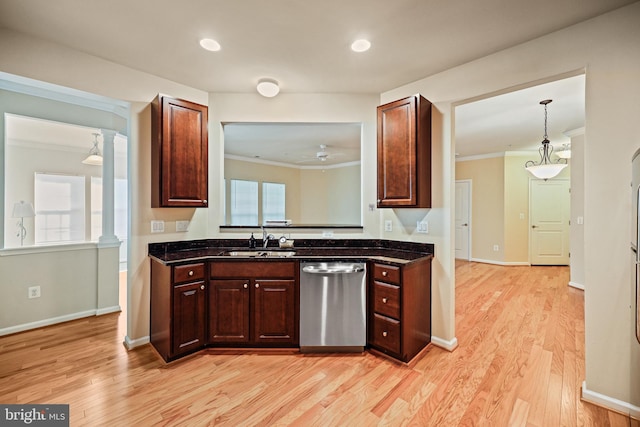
left=0, top=262, right=634, bottom=426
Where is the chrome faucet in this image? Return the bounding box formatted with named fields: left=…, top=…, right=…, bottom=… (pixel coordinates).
left=262, top=227, right=275, bottom=248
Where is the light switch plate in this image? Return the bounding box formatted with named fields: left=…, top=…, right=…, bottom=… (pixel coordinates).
left=417, top=221, right=429, bottom=233
left=176, top=220, right=190, bottom=232
left=151, top=220, right=165, bottom=233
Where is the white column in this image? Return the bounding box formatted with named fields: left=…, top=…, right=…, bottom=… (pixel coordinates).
left=99, top=129, right=119, bottom=245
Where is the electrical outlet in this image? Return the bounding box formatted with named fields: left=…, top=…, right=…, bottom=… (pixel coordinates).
left=384, top=220, right=393, bottom=232
left=151, top=220, right=164, bottom=233
left=28, top=285, right=41, bottom=299
left=176, top=220, right=190, bottom=232
left=493, top=245, right=499, bottom=252
left=417, top=221, right=429, bottom=233
left=322, top=230, right=334, bottom=238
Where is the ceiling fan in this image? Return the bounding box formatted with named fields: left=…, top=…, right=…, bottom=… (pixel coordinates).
left=297, top=144, right=343, bottom=163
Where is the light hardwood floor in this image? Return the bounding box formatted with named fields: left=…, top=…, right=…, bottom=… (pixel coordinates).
left=0, top=262, right=636, bottom=426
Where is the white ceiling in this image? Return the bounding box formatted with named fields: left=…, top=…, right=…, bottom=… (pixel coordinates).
left=0, top=1, right=623, bottom=157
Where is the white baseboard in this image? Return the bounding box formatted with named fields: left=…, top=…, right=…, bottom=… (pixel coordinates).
left=470, top=258, right=530, bottom=266
left=431, top=335, right=458, bottom=351
left=0, top=309, right=97, bottom=336
left=581, top=381, right=640, bottom=418
left=96, top=305, right=121, bottom=315
left=0, top=306, right=122, bottom=336
left=569, top=281, right=584, bottom=290
left=123, top=334, right=150, bottom=350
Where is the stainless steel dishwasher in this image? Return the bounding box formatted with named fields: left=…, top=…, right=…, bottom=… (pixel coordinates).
left=299, top=261, right=367, bottom=352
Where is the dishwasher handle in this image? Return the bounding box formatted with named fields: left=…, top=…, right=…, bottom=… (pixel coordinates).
left=302, top=264, right=365, bottom=274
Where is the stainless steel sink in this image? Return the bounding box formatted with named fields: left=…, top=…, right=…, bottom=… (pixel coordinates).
left=225, top=250, right=296, bottom=258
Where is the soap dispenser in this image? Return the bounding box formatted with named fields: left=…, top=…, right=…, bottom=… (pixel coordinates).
left=249, top=233, right=256, bottom=249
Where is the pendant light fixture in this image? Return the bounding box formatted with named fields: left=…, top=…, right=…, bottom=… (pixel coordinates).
left=524, top=99, right=567, bottom=180
left=82, top=132, right=103, bottom=166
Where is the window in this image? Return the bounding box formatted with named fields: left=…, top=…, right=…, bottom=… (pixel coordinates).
left=228, top=179, right=286, bottom=225
left=263, top=182, right=285, bottom=222
left=34, top=173, right=85, bottom=243
left=230, top=179, right=258, bottom=225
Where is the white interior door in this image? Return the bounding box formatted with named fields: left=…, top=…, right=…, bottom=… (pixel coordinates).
left=529, top=179, right=570, bottom=265
left=455, top=180, right=471, bottom=260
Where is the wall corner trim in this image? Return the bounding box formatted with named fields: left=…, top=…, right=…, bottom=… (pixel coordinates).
left=581, top=381, right=639, bottom=419
left=431, top=335, right=458, bottom=352
left=123, top=335, right=150, bottom=350
left=568, top=281, right=584, bottom=290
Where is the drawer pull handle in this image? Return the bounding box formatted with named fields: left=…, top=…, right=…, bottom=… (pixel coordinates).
left=382, top=297, right=388, bottom=304
left=188, top=270, right=194, bottom=277
left=200, top=285, right=205, bottom=290
left=382, top=331, right=388, bottom=337
left=382, top=271, right=388, bottom=277
left=243, top=283, right=248, bottom=289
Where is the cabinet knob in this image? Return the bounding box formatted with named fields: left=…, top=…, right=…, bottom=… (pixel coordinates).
left=382, top=331, right=388, bottom=337
left=382, top=271, right=388, bottom=277
left=255, top=283, right=260, bottom=288
left=203, top=199, right=208, bottom=204
left=243, top=283, right=248, bottom=289
left=188, top=270, right=194, bottom=276
left=200, top=284, right=205, bottom=290
left=382, top=297, right=388, bottom=304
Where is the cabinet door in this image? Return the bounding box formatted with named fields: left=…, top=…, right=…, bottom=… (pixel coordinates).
left=172, top=281, right=206, bottom=356
left=209, top=279, right=250, bottom=343
left=253, top=279, right=297, bottom=344
left=152, top=95, right=208, bottom=207
left=377, top=95, right=431, bottom=208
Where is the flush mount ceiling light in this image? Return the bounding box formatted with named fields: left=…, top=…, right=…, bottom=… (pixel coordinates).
left=82, top=132, right=103, bottom=166
left=256, top=78, right=280, bottom=97
left=351, top=39, right=371, bottom=52
left=199, top=38, right=221, bottom=52
left=524, top=99, right=568, bottom=180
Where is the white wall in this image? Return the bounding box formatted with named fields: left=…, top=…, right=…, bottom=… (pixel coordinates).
left=382, top=2, right=640, bottom=412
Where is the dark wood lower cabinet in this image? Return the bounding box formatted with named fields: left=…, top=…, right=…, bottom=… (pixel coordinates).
left=209, top=261, right=299, bottom=347
left=172, top=281, right=206, bottom=355
left=150, top=260, right=207, bottom=362
left=368, top=258, right=432, bottom=362
left=253, top=280, right=296, bottom=343
left=209, top=279, right=250, bottom=343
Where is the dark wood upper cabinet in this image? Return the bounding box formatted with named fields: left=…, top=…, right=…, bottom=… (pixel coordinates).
left=151, top=95, right=208, bottom=207
left=377, top=94, right=432, bottom=208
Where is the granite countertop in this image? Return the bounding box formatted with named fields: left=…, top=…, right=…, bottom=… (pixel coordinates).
left=149, top=239, right=434, bottom=266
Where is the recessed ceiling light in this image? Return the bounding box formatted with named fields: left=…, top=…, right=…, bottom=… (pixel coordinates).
left=199, top=38, right=221, bottom=52
left=351, top=39, right=371, bottom=53
left=256, top=78, right=280, bottom=97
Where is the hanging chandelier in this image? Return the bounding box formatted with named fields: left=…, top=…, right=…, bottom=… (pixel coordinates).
left=82, top=132, right=103, bottom=166
left=524, top=99, right=567, bottom=180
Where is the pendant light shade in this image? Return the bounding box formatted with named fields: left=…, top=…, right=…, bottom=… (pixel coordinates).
left=82, top=132, right=103, bottom=166
left=524, top=100, right=568, bottom=180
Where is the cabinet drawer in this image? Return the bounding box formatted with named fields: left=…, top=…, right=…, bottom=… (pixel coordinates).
left=173, top=263, right=205, bottom=284
left=373, top=281, right=400, bottom=319
left=211, top=261, right=296, bottom=279
left=373, top=263, right=400, bottom=285
left=371, top=313, right=401, bottom=355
